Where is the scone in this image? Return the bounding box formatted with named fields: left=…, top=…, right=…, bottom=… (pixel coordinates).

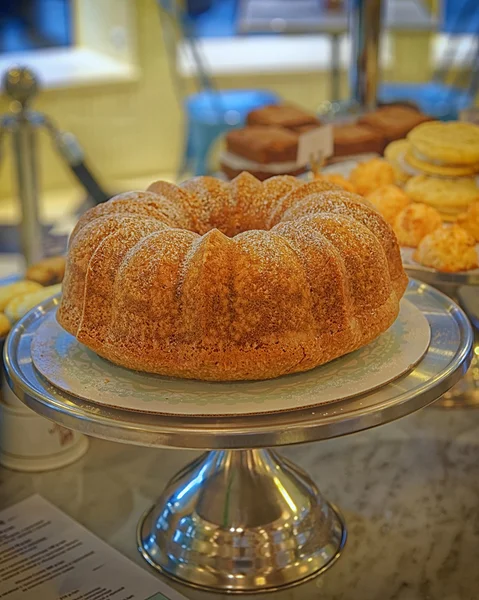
left=246, top=104, right=320, bottom=132
left=317, top=173, right=356, bottom=193
left=405, top=174, right=479, bottom=218
left=457, top=202, right=479, bottom=241
left=366, top=184, right=410, bottom=226
left=408, top=121, right=479, bottom=165
left=413, top=225, right=478, bottom=272
left=349, top=158, right=395, bottom=196
left=384, top=139, right=411, bottom=184
left=358, top=106, right=431, bottom=143
left=394, top=203, right=443, bottom=247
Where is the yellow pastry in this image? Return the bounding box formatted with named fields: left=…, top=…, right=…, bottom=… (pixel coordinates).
left=457, top=202, right=479, bottom=241
left=317, top=173, right=356, bottom=193
left=394, top=203, right=443, bottom=247
left=404, top=174, right=479, bottom=217
left=26, top=256, right=66, bottom=286
left=5, top=284, right=62, bottom=323
left=0, top=313, right=11, bottom=338
left=0, top=281, right=42, bottom=312
left=405, top=148, right=479, bottom=177
left=366, top=184, right=410, bottom=227
left=349, top=158, right=395, bottom=196
left=408, top=121, right=479, bottom=166
left=413, top=225, right=478, bottom=272
left=384, top=139, right=411, bottom=184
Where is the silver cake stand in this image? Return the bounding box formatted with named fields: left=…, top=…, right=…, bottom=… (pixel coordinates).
left=404, top=262, right=479, bottom=408
left=4, top=280, right=473, bottom=594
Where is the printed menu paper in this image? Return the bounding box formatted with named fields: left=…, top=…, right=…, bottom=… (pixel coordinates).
left=0, top=495, right=189, bottom=600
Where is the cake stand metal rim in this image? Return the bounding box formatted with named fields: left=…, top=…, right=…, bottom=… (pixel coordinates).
left=136, top=500, right=348, bottom=594
left=404, top=264, right=479, bottom=286
left=3, top=280, right=474, bottom=449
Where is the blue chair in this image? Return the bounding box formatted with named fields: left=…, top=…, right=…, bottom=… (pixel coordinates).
left=379, top=0, right=479, bottom=120
left=379, top=81, right=474, bottom=120
left=181, top=89, right=279, bottom=177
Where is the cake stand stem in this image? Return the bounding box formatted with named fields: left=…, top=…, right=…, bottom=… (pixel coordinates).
left=138, top=449, right=346, bottom=594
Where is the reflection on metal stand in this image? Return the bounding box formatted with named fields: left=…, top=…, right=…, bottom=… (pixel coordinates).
left=403, top=263, right=479, bottom=408
left=0, top=67, right=109, bottom=266
left=438, top=284, right=479, bottom=408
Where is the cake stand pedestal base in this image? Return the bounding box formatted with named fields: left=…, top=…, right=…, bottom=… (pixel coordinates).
left=138, top=449, right=346, bottom=594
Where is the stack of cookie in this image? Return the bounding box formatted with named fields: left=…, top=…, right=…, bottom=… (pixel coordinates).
left=387, top=121, right=479, bottom=220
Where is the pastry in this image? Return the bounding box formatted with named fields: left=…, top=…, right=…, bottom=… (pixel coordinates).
left=405, top=174, right=479, bottom=218
left=349, top=158, right=395, bottom=196
left=393, top=203, right=442, bottom=247
left=413, top=225, right=478, bottom=272
left=0, top=313, right=10, bottom=338
left=0, top=281, right=42, bottom=312
left=4, top=284, right=62, bottom=323
left=225, top=126, right=299, bottom=164
left=247, top=104, right=320, bottom=132
left=221, top=126, right=307, bottom=181
left=404, top=148, right=479, bottom=177
left=407, top=121, right=479, bottom=166
left=358, top=106, right=432, bottom=143
left=58, top=172, right=407, bottom=382
left=457, top=202, right=479, bottom=241
left=333, top=123, right=386, bottom=158
left=26, top=256, right=66, bottom=286
left=384, top=139, right=411, bottom=184
left=316, top=173, right=356, bottom=193
left=366, top=184, right=410, bottom=227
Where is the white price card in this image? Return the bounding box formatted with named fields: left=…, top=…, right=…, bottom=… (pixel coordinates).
left=296, top=124, right=334, bottom=167
left=0, top=495, right=189, bottom=600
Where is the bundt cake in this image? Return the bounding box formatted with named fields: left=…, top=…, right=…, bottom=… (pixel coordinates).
left=58, top=172, right=408, bottom=381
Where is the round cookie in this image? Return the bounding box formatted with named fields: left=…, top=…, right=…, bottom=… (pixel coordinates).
left=405, top=149, right=479, bottom=177
left=404, top=175, right=479, bottom=217
left=384, top=139, right=411, bottom=184
left=408, top=122, right=479, bottom=166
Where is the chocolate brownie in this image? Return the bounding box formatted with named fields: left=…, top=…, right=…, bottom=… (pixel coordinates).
left=247, top=104, right=320, bottom=132
left=333, top=123, right=386, bottom=157
left=226, top=125, right=299, bottom=163
left=358, top=106, right=432, bottom=143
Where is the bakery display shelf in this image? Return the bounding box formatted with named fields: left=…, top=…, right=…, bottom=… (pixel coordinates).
left=4, top=280, right=472, bottom=594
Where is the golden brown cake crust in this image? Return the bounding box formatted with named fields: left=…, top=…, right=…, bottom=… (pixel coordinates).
left=58, top=173, right=407, bottom=381
left=225, top=126, right=299, bottom=164
left=358, top=106, right=432, bottom=143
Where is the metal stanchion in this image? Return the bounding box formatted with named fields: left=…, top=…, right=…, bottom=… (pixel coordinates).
left=349, top=0, right=382, bottom=112
left=0, top=67, right=109, bottom=266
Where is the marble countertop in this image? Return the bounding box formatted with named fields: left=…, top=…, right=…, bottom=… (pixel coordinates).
left=1, top=406, right=479, bottom=599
